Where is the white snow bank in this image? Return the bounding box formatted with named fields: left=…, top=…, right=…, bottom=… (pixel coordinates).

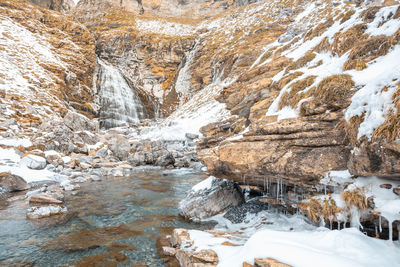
left=0, top=147, right=21, bottom=162
left=187, top=227, right=400, bottom=267
left=0, top=137, right=32, bottom=148
left=321, top=170, right=352, bottom=186
left=345, top=45, right=400, bottom=139
left=0, top=165, right=66, bottom=184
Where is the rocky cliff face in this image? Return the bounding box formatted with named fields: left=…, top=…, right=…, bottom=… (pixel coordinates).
left=27, top=0, right=75, bottom=12
left=0, top=0, right=96, bottom=138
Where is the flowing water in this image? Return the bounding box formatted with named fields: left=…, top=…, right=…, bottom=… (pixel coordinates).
left=0, top=167, right=211, bottom=266
left=96, top=59, right=146, bottom=129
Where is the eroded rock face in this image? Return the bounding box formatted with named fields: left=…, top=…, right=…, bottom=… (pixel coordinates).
left=64, top=111, right=98, bottom=132
left=178, top=177, right=245, bottom=221
left=198, top=113, right=350, bottom=188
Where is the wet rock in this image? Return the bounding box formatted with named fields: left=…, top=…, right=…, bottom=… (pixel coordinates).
left=29, top=193, right=63, bottom=205
left=162, top=246, right=177, bottom=256
left=26, top=205, right=67, bottom=219
left=179, top=177, right=245, bottom=221
left=223, top=198, right=270, bottom=223
left=0, top=172, right=30, bottom=192
left=95, top=146, right=110, bottom=158
left=20, top=154, right=46, bottom=170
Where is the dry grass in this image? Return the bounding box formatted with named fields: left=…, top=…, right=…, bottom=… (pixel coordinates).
left=298, top=197, right=341, bottom=226
left=313, top=74, right=355, bottom=109
left=314, top=37, right=331, bottom=53
left=277, top=71, right=303, bottom=89
left=279, top=76, right=316, bottom=109
left=341, top=189, right=368, bottom=210
left=286, top=51, right=316, bottom=72
left=304, top=18, right=334, bottom=41
left=344, top=35, right=392, bottom=70
left=361, top=6, right=382, bottom=23
left=331, top=24, right=367, bottom=56
left=340, top=10, right=355, bottom=24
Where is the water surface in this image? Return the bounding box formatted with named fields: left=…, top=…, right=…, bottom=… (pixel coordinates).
left=0, top=167, right=209, bottom=266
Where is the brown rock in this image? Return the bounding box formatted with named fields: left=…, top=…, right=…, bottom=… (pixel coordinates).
left=254, top=258, right=292, bottom=267
left=393, top=188, right=400, bottom=196
left=0, top=172, right=30, bottom=192
left=380, top=184, right=392, bottom=189
left=29, top=194, right=63, bottom=205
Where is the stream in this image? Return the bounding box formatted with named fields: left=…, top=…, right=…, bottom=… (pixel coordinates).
left=0, top=167, right=211, bottom=266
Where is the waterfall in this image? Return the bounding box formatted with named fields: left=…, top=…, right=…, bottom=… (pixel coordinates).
left=95, top=58, right=145, bottom=129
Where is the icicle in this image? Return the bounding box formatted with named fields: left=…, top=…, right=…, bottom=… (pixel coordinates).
left=324, top=185, right=327, bottom=195
left=338, top=221, right=341, bottom=230
left=379, top=215, right=382, bottom=232
left=375, top=224, right=378, bottom=238
left=263, top=177, right=266, bottom=192
left=350, top=207, right=362, bottom=230
left=388, top=219, right=393, bottom=242
left=320, top=216, right=325, bottom=227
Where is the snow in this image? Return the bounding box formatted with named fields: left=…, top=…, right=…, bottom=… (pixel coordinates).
left=0, top=137, right=32, bottom=148
left=276, top=106, right=298, bottom=121
left=44, top=150, right=61, bottom=157
left=191, top=176, right=216, bottom=192
left=345, top=45, right=400, bottom=139
left=366, top=6, right=400, bottom=37
left=0, top=147, right=21, bottom=162
left=187, top=209, right=400, bottom=267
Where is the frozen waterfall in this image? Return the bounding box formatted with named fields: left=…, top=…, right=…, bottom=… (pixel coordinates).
left=95, top=58, right=145, bottom=129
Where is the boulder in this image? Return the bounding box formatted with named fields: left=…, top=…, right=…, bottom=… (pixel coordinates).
left=20, top=154, right=47, bottom=170
left=178, top=177, right=245, bottom=221
left=0, top=172, right=30, bottom=192
left=44, top=150, right=64, bottom=167
left=63, top=111, right=98, bottom=132
left=185, top=133, right=199, bottom=140
left=107, top=135, right=130, bottom=160
left=223, top=198, right=269, bottom=223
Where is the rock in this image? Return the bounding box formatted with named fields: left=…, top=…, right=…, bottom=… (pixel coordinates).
left=95, top=146, right=110, bottom=158
left=29, top=193, right=63, bottom=205
left=393, top=188, right=400, bottom=196
left=223, top=198, right=269, bottom=223
left=26, top=205, right=67, bottom=219
left=178, top=177, right=245, bottom=221
left=253, top=258, right=292, bottom=267
left=185, top=133, right=199, bottom=140
left=27, top=0, right=74, bottom=13
left=64, top=111, right=98, bottom=132
left=0, top=172, right=30, bottom=192
left=108, top=135, right=130, bottom=160
left=20, top=154, right=47, bottom=170
left=162, top=246, right=177, bottom=256
left=44, top=150, right=64, bottom=167
left=380, top=184, right=392, bottom=189
left=171, top=228, right=193, bottom=247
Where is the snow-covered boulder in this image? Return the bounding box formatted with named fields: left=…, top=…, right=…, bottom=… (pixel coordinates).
left=20, top=154, right=47, bottom=170
left=179, top=176, right=245, bottom=221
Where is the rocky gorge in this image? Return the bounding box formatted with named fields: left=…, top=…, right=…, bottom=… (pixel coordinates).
left=0, top=0, right=400, bottom=266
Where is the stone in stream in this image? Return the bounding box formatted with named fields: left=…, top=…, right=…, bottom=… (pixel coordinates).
left=26, top=205, right=67, bottom=219
left=29, top=193, right=63, bottom=205
left=178, top=176, right=245, bottom=221
left=0, top=172, right=30, bottom=192
left=20, top=154, right=47, bottom=170
left=108, top=134, right=130, bottom=160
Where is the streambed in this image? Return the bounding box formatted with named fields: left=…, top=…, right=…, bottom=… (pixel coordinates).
left=0, top=167, right=211, bottom=266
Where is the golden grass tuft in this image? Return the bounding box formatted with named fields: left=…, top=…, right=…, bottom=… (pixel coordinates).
left=277, top=71, right=303, bottom=89
left=331, top=24, right=367, bottom=56
left=340, top=10, right=355, bottom=24
left=313, top=37, right=331, bottom=53
left=341, top=189, right=368, bottom=210
left=344, top=35, right=392, bottom=70
left=286, top=51, right=316, bottom=72
left=298, top=197, right=341, bottom=225
left=304, top=19, right=334, bottom=41
left=395, top=6, right=400, bottom=19
left=279, top=76, right=316, bottom=109
left=361, top=6, right=382, bottom=23
left=313, top=74, right=355, bottom=109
